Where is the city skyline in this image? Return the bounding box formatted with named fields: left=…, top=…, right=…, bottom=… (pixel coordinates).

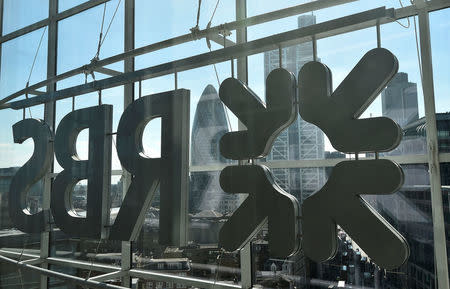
left=264, top=14, right=325, bottom=202
left=1, top=1, right=449, bottom=169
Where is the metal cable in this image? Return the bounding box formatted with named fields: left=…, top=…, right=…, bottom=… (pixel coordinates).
left=86, top=239, right=103, bottom=280
left=17, top=234, right=30, bottom=289
left=99, top=0, right=122, bottom=49
left=208, top=0, right=221, bottom=26
left=94, top=3, right=107, bottom=60
left=412, top=15, right=423, bottom=82
left=26, top=27, right=47, bottom=88
left=396, top=0, right=411, bottom=28
left=209, top=46, right=221, bottom=88
left=207, top=0, right=222, bottom=88
left=24, top=26, right=47, bottom=118
left=212, top=249, right=225, bottom=289
left=196, top=0, right=202, bottom=28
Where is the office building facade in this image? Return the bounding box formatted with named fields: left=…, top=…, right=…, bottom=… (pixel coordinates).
left=264, top=15, right=325, bottom=202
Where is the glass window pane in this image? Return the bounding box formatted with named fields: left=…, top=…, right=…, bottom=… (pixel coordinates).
left=430, top=7, right=450, bottom=275
left=58, top=0, right=88, bottom=13
left=2, top=0, right=48, bottom=35
left=57, top=0, right=124, bottom=75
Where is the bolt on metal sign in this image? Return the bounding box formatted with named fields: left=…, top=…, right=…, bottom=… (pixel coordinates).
left=7, top=48, right=408, bottom=269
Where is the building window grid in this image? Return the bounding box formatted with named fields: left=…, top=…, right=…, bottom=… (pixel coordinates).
left=0, top=1, right=448, bottom=288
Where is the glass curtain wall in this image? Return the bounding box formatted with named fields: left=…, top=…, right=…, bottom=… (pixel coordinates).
left=0, top=0, right=448, bottom=288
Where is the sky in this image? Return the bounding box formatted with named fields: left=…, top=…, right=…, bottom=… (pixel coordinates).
left=0, top=0, right=449, bottom=173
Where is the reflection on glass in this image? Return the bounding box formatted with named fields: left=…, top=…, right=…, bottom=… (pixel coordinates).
left=132, top=85, right=241, bottom=287
left=248, top=164, right=439, bottom=289
left=264, top=15, right=325, bottom=202
left=190, top=85, right=237, bottom=215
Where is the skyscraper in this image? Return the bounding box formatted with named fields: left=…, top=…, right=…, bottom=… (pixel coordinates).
left=381, top=72, right=419, bottom=156
left=189, top=85, right=239, bottom=214
left=382, top=72, right=419, bottom=128
left=365, top=113, right=450, bottom=289
left=264, top=15, right=325, bottom=202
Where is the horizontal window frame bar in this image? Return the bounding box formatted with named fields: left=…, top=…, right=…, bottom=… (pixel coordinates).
left=0, top=249, right=242, bottom=289
left=43, top=153, right=450, bottom=177
left=0, top=0, right=111, bottom=44
left=0, top=0, right=357, bottom=105
left=1, top=7, right=395, bottom=110
left=2, top=0, right=450, bottom=109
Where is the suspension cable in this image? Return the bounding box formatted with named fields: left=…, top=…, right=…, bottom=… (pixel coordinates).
left=24, top=26, right=47, bottom=118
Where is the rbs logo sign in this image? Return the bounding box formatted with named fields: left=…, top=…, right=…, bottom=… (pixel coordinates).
left=10, top=90, right=190, bottom=246
left=8, top=48, right=409, bottom=269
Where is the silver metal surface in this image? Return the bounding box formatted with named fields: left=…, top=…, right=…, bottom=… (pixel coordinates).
left=9, top=119, right=53, bottom=233
left=417, top=6, right=450, bottom=288
left=110, top=90, right=190, bottom=246
left=0, top=255, right=127, bottom=289
left=219, top=165, right=300, bottom=257
left=302, top=160, right=409, bottom=270
left=51, top=105, right=113, bottom=239
left=298, top=48, right=402, bottom=153
left=219, top=68, right=297, bottom=159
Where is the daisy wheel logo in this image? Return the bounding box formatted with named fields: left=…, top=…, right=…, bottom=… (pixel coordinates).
left=217, top=48, right=409, bottom=270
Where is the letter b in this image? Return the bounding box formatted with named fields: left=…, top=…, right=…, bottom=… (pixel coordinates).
left=51, top=105, right=112, bottom=239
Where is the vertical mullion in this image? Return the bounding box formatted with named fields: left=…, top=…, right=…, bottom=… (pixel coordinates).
left=236, top=1, right=253, bottom=288
left=122, top=0, right=135, bottom=287
left=41, top=0, right=57, bottom=288
left=0, top=0, right=3, bottom=80
left=417, top=9, right=450, bottom=289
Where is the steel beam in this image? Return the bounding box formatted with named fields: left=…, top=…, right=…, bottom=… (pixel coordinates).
left=190, top=153, right=432, bottom=172
left=44, top=152, right=450, bottom=176
left=235, top=1, right=253, bottom=288
left=0, top=255, right=127, bottom=289
left=46, top=255, right=118, bottom=272
left=0, top=0, right=358, bottom=105
left=3, top=0, right=450, bottom=106
left=128, top=269, right=242, bottom=289
left=209, top=34, right=236, bottom=47
left=121, top=0, right=135, bottom=287
left=30, top=90, right=46, bottom=95
left=417, top=5, right=450, bottom=288
left=89, top=271, right=128, bottom=282
left=0, top=0, right=110, bottom=44
left=3, top=7, right=395, bottom=110
left=94, top=66, right=122, bottom=76
left=40, top=1, right=58, bottom=288
left=0, top=250, right=242, bottom=289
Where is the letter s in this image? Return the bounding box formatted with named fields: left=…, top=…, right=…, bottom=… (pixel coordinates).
left=9, top=119, right=53, bottom=233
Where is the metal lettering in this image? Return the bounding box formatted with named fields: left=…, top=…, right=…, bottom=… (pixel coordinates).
left=9, top=119, right=53, bottom=233
left=110, top=89, right=190, bottom=246
left=51, top=105, right=112, bottom=239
